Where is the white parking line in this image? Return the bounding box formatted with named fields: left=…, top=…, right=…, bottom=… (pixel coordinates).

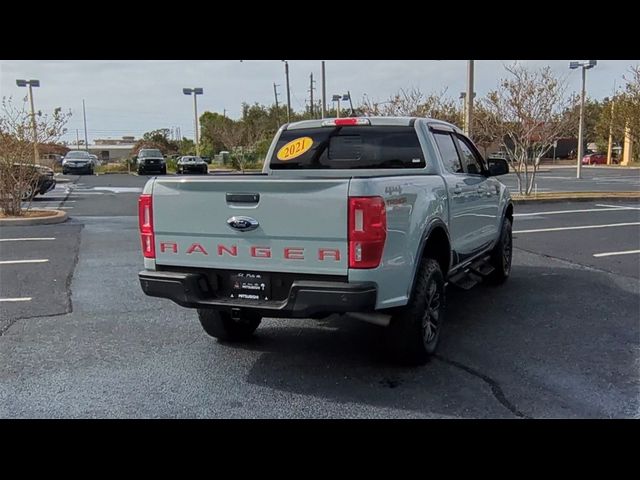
left=514, top=222, right=640, bottom=234
left=0, top=259, right=49, bottom=265
left=593, top=250, right=640, bottom=258
left=0, top=297, right=32, bottom=302
left=595, top=204, right=640, bottom=210
left=515, top=207, right=638, bottom=217
left=0, top=237, right=56, bottom=242
left=40, top=206, right=74, bottom=210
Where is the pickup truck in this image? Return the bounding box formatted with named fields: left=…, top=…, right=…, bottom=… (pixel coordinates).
left=138, top=117, right=513, bottom=365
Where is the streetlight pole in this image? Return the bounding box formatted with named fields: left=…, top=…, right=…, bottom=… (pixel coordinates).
left=321, top=61, right=327, bottom=119
left=332, top=95, right=342, bottom=118
left=465, top=60, right=474, bottom=137
left=16, top=79, right=40, bottom=164
left=82, top=99, right=89, bottom=151
left=606, top=81, right=616, bottom=166
left=570, top=60, right=597, bottom=179
left=183, top=87, right=203, bottom=156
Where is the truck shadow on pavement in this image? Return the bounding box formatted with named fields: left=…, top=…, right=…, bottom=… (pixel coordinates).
left=218, top=263, right=639, bottom=418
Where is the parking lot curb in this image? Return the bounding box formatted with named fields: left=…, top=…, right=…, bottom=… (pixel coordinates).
left=0, top=209, right=68, bottom=226
left=512, top=192, right=640, bottom=204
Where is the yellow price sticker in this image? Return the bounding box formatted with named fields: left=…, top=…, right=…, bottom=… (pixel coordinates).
left=277, top=137, right=313, bottom=161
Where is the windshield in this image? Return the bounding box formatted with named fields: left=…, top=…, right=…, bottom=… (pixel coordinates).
left=139, top=149, right=163, bottom=158
left=65, top=151, right=90, bottom=159
left=270, top=126, right=426, bottom=170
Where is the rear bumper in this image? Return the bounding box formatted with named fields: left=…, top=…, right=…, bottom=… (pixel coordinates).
left=38, top=178, right=56, bottom=194
left=139, top=270, right=377, bottom=318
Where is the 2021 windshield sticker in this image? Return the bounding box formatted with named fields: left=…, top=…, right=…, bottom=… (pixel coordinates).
left=277, top=137, right=313, bottom=161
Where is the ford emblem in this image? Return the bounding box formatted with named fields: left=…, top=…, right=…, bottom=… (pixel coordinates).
left=227, top=216, right=259, bottom=232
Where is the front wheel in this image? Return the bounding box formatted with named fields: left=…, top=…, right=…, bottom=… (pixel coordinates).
left=488, top=218, right=512, bottom=284
left=387, top=258, right=445, bottom=365
left=198, top=309, right=261, bottom=341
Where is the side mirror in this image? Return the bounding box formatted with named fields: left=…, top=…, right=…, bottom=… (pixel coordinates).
left=486, top=158, right=509, bottom=176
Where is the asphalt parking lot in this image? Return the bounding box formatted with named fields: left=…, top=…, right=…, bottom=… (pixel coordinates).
left=499, top=165, right=640, bottom=193
left=0, top=172, right=638, bottom=418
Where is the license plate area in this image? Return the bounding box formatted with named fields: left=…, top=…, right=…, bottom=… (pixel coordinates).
left=229, top=272, right=271, bottom=301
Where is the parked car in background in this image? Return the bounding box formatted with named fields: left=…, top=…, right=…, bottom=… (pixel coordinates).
left=62, top=150, right=94, bottom=175
left=136, top=149, right=167, bottom=175
left=582, top=153, right=608, bottom=165
left=89, top=154, right=101, bottom=166
left=9, top=163, right=56, bottom=201
left=176, top=156, right=208, bottom=174
left=201, top=156, right=212, bottom=164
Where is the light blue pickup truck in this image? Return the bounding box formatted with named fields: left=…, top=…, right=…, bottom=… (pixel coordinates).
left=138, top=117, right=513, bottom=364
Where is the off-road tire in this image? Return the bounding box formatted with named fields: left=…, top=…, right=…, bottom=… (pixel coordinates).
left=488, top=218, right=512, bottom=285
left=387, top=258, right=445, bottom=365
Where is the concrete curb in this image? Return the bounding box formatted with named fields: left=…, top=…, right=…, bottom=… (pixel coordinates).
left=0, top=209, right=68, bottom=226
left=512, top=192, right=640, bottom=204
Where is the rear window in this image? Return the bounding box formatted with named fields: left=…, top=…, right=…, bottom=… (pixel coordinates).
left=270, top=126, right=425, bottom=170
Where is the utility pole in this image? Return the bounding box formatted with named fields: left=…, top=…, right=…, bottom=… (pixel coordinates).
left=321, top=61, right=327, bottom=119
left=76, top=129, right=80, bottom=147
left=347, top=91, right=354, bottom=115
left=465, top=60, right=474, bottom=138
left=309, top=73, right=315, bottom=118
left=283, top=61, right=291, bottom=123
left=273, top=83, right=281, bottom=126
left=82, top=99, right=89, bottom=151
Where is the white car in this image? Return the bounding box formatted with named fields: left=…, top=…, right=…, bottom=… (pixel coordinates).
left=176, top=156, right=208, bottom=175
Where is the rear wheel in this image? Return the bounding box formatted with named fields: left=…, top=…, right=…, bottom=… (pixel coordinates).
left=19, top=182, right=36, bottom=201
left=488, top=218, right=512, bottom=284
left=198, top=309, right=261, bottom=341
left=160, top=166, right=167, bottom=175
left=387, top=258, right=445, bottom=365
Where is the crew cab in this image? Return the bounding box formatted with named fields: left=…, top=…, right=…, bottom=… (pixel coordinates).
left=137, top=117, right=513, bottom=365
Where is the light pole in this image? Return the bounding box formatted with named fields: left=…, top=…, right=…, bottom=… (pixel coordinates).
left=343, top=92, right=354, bottom=116
left=183, top=87, right=203, bottom=156
left=332, top=94, right=342, bottom=118
left=321, top=61, right=327, bottom=119
left=465, top=60, right=474, bottom=137
left=82, top=99, right=89, bottom=151
left=16, top=79, right=40, bottom=164
left=569, top=60, right=597, bottom=179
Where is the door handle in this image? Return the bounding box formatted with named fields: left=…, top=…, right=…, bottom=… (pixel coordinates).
left=453, top=183, right=464, bottom=195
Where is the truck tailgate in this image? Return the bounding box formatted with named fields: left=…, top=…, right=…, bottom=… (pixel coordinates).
left=152, top=177, right=350, bottom=275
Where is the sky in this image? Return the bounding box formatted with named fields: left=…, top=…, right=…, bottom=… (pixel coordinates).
left=1, top=60, right=637, bottom=145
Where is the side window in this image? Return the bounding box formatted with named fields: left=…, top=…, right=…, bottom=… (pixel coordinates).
left=455, top=135, right=485, bottom=175
left=432, top=132, right=463, bottom=174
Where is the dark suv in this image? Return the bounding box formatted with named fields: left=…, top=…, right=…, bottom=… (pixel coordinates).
left=137, top=149, right=167, bottom=175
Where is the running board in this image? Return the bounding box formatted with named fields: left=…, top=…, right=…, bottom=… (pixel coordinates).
left=448, top=255, right=494, bottom=290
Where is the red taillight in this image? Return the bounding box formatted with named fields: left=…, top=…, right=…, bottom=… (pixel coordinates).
left=348, top=196, right=387, bottom=269
left=138, top=194, right=155, bottom=259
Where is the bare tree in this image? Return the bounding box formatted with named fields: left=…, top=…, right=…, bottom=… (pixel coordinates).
left=360, top=87, right=461, bottom=125
left=483, top=64, right=577, bottom=195
left=0, top=96, right=71, bottom=216
left=214, top=120, right=267, bottom=172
